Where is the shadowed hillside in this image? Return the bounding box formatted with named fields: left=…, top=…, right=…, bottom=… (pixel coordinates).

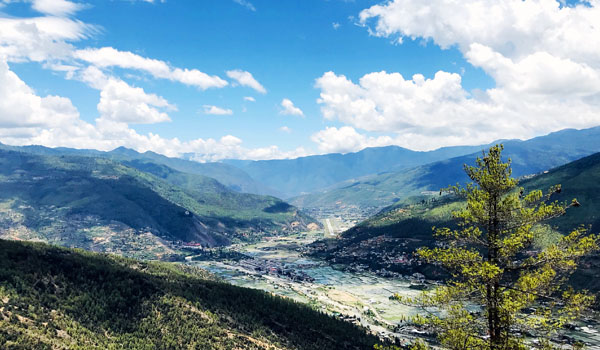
left=0, top=150, right=317, bottom=259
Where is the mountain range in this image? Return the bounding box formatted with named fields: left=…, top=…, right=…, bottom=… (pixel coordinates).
left=3, top=126, right=600, bottom=260
left=223, top=144, right=488, bottom=198
left=0, top=143, right=277, bottom=196
left=289, top=126, right=600, bottom=209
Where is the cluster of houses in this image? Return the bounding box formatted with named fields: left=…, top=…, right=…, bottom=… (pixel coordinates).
left=314, top=235, right=420, bottom=278
left=238, top=258, right=315, bottom=283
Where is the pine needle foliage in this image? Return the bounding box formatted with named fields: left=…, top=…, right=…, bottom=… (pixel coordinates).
left=397, top=145, right=599, bottom=350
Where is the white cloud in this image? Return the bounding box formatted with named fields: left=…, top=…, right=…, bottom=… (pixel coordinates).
left=203, top=105, right=233, bottom=115
left=332, top=22, right=340, bottom=30
left=0, top=58, right=306, bottom=161
left=32, top=0, right=83, bottom=16
left=243, top=96, right=256, bottom=102
left=316, top=70, right=467, bottom=133
left=465, top=43, right=600, bottom=97
left=74, top=47, right=228, bottom=90
left=77, top=65, right=175, bottom=124
left=97, top=79, right=175, bottom=124
left=316, top=68, right=600, bottom=150
left=310, top=0, right=600, bottom=150
left=311, top=126, right=394, bottom=154
left=0, top=57, right=79, bottom=130
left=358, top=0, right=600, bottom=84
left=0, top=16, right=95, bottom=62
left=359, top=0, right=600, bottom=66
left=279, top=126, right=292, bottom=133
left=232, top=0, right=255, bottom=11
left=280, top=98, right=304, bottom=116
left=226, top=69, right=266, bottom=94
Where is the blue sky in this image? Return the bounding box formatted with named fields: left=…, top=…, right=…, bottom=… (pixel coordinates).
left=0, top=0, right=599, bottom=160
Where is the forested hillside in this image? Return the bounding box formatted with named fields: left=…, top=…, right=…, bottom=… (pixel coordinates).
left=0, top=239, right=380, bottom=350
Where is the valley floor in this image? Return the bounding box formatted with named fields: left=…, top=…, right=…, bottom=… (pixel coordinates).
left=190, top=229, right=426, bottom=345
left=188, top=218, right=600, bottom=349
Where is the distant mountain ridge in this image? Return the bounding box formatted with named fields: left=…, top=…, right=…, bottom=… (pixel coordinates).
left=3, top=126, right=600, bottom=205
left=290, top=126, right=600, bottom=209
left=224, top=143, right=491, bottom=198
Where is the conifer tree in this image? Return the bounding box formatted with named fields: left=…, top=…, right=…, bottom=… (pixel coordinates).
left=398, top=145, right=599, bottom=350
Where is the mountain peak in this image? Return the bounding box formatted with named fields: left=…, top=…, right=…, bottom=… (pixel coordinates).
left=110, top=146, right=140, bottom=156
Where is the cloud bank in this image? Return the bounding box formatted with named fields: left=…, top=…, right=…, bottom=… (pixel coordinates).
left=312, top=0, right=600, bottom=152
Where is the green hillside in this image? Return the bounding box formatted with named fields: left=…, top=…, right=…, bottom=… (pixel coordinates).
left=309, top=152, right=600, bottom=292
left=0, top=239, right=380, bottom=350
left=110, top=147, right=280, bottom=196
left=122, top=159, right=291, bottom=213
left=0, top=150, right=317, bottom=259
left=0, top=143, right=277, bottom=197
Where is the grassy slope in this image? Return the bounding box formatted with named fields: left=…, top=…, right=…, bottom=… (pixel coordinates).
left=311, top=152, right=600, bottom=292
left=0, top=239, right=380, bottom=350
left=0, top=150, right=316, bottom=250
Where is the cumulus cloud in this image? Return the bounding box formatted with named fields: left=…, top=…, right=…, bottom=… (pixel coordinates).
left=203, top=105, right=233, bottom=115
left=226, top=69, right=266, bottom=94
left=74, top=47, right=228, bottom=90
left=316, top=68, right=600, bottom=150
left=97, top=79, right=175, bottom=124
left=279, top=126, right=292, bottom=133
left=311, top=0, right=600, bottom=150
left=0, top=56, right=79, bottom=130
left=0, top=57, right=305, bottom=161
left=311, top=126, right=394, bottom=153
left=77, top=65, right=175, bottom=124
left=243, top=96, right=256, bottom=102
left=359, top=0, right=600, bottom=66
left=0, top=0, right=305, bottom=161
left=280, top=98, right=304, bottom=116
left=465, top=43, right=600, bottom=97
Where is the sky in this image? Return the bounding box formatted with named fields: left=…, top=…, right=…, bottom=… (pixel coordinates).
left=0, top=0, right=599, bottom=161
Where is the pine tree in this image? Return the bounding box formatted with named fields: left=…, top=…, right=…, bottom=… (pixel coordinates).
left=398, top=145, right=599, bottom=350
